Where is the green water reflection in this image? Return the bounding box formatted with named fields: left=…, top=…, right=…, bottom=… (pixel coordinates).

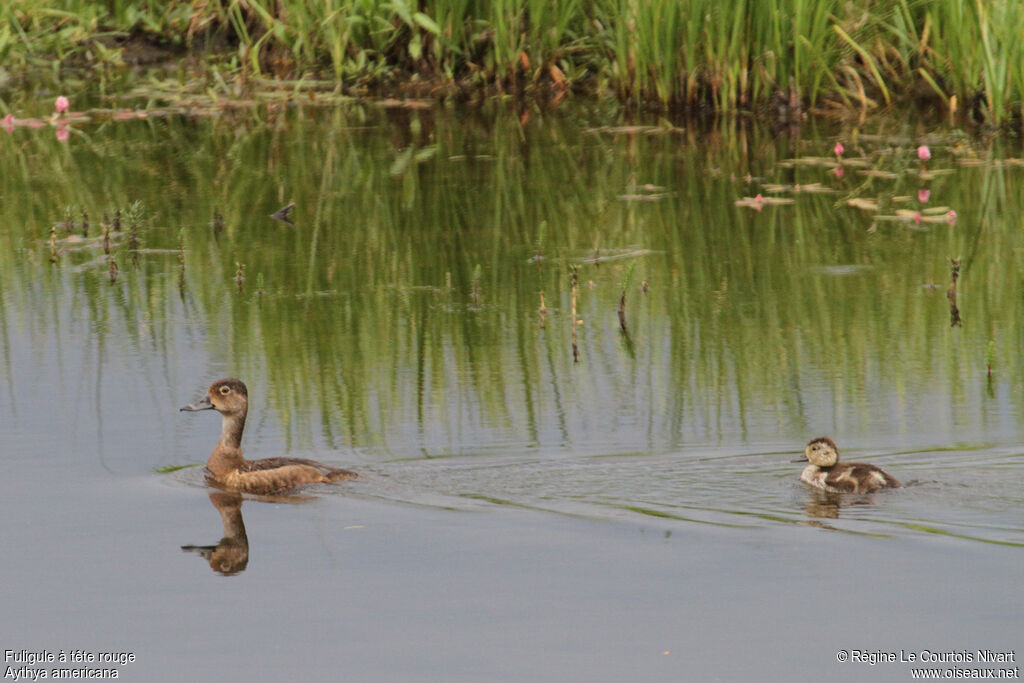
left=2, top=104, right=1024, bottom=543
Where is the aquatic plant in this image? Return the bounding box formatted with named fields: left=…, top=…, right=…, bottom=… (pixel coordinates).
left=618, top=260, right=637, bottom=331
left=471, top=263, right=482, bottom=305
left=4, top=0, right=1024, bottom=124
left=126, top=201, right=143, bottom=253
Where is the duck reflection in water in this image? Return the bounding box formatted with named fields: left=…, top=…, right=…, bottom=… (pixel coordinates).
left=182, top=492, right=249, bottom=576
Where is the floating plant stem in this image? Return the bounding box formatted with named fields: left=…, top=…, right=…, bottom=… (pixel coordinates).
left=535, top=220, right=546, bottom=263
left=62, top=206, right=72, bottom=234
left=127, top=201, right=142, bottom=254
left=128, top=218, right=138, bottom=252
left=256, top=272, right=265, bottom=297
left=270, top=202, right=296, bottom=225
left=103, top=226, right=111, bottom=255
left=235, top=262, right=245, bottom=291
left=108, top=257, right=118, bottom=283
left=471, top=264, right=482, bottom=304
left=538, top=290, right=546, bottom=329
left=112, top=208, right=121, bottom=232
left=947, top=258, right=962, bottom=328
left=81, top=209, right=88, bottom=237
left=49, top=225, right=57, bottom=264
left=987, top=339, right=995, bottom=377
left=177, top=229, right=185, bottom=271
left=571, top=265, right=579, bottom=363
left=618, top=261, right=637, bottom=331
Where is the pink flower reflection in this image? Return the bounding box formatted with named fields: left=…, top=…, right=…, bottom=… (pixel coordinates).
left=2, top=114, right=13, bottom=133
left=56, top=121, right=70, bottom=142
left=918, top=188, right=930, bottom=203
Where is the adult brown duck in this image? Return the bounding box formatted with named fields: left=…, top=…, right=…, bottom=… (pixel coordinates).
left=181, top=378, right=356, bottom=494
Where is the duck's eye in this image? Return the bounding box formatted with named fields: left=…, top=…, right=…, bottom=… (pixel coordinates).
left=219, top=385, right=231, bottom=395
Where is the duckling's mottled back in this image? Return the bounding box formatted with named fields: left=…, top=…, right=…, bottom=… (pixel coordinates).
left=799, top=436, right=899, bottom=494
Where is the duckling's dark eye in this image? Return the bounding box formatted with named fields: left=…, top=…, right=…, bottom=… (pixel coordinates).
left=219, top=385, right=231, bottom=395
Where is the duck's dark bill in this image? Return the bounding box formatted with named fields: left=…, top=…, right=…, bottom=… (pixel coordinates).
left=790, top=457, right=808, bottom=463
left=180, top=396, right=214, bottom=412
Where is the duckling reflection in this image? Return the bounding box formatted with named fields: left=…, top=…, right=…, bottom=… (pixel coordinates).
left=803, top=488, right=842, bottom=519
left=182, top=492, right=249, bottom=576
left=801, top=486, right=894, bottom=523
left=180, top=378, right=357, bottom=495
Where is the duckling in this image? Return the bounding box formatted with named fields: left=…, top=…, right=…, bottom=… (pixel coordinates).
left=798, top=436, right=900, bottom=493
left=181, top=378, right=356, bottom=494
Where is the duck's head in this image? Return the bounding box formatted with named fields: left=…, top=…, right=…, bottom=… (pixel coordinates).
left=803, top=436, right=839, bottom=467
left=180, top=378, right=249, bottom=416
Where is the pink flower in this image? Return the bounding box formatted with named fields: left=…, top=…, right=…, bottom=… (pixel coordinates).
left=55, top=96, right=69, bottom=115
left=833, top=141, right=844, bottom=157
left=918, top=188, right=930, bottom=203
left=917, top=145, right=931, bottom=161
left=56, top=121, right=69, bottom=142
left=946, top=210, right=957, bottom=224
left=1, top=113, right=13, bottom=132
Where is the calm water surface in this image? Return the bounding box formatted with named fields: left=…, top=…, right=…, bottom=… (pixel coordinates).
left=0, top=99, right=1021, bottom=681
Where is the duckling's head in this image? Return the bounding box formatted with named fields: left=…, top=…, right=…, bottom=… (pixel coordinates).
left=180, top=378, right=249, bottom=416
left=804, top=436, right=839, bottom=467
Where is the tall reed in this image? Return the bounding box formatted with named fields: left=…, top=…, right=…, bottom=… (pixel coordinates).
left=6, top=1, right=1024, bottom=124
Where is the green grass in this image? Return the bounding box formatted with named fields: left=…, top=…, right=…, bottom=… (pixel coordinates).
left=4, top=1, right=1024, bottom=124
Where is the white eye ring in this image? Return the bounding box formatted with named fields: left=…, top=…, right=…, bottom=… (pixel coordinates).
left=219, top=385, right=231, bottom=395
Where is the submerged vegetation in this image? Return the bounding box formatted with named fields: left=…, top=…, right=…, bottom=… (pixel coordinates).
left=3, top=1, right=1024, bottom=125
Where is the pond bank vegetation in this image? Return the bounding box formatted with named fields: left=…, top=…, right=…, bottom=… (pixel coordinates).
left=3, top=1, right=1024, bottom=127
